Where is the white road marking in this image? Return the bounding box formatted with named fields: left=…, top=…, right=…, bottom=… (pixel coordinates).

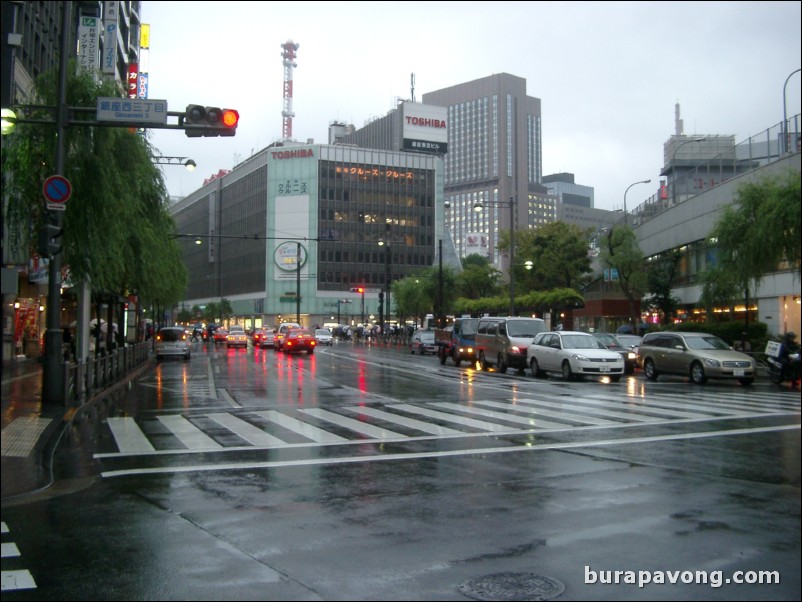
left=206, top=413, right=285, bottom=446
left=342, top=406, right=466, bottom=435
left=299, top=408, right=407, bottom=439
left=252, top=410, right=348, bottom=443
left=157, top=415, right=222, bottom=450
left=99, top=423, right=801, bottom=478
left=107, top=417, right=155, bottom=453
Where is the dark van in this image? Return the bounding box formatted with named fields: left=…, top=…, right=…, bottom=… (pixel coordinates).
left=475, top=317, right=547, bottom=373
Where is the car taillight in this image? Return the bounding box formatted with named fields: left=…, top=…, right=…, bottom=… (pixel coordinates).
left=310, top=340, right=316, bottom=346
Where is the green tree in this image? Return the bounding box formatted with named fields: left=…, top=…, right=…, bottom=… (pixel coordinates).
left=456, top=254, right=502, bottom=299
left=2, top=62, right=187, bottom=312
left=702, top=170, right=801, bottom=326
left=509, top=222, right=594, bottom=294
left=600, top=226, right=647, bottom=327
left=644, top=250, right=682, bottom=325
left=392, top=276, right=431, bottom=325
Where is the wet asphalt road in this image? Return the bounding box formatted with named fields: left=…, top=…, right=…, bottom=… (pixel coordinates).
left=2, top=340, right=800, bottom=600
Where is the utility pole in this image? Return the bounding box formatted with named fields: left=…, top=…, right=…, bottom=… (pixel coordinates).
left=42, top=1, right=71, bottom=405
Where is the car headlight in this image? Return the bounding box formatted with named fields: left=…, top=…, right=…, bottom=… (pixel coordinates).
left=703, top=358, right=721, bottom=367
left=627, top=352, right=637, bottom=360
left=571, top=353, right=589, bottom=362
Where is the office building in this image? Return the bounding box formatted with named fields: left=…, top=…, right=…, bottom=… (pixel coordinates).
left=171, top=143, right=444, bottom=328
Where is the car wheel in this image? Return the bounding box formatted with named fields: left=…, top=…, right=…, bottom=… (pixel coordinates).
left=690, top=362, right=707, bottom=385
left=644, top=359, right=659, bottom=381
left=410, top=346, right=416, bottom=354
left=184, top=352, right=191, bottom=361
left=738, top=378, right=754, bottom=386
left=497, top=353, right=508, bottom=374
left=561, top=360, right=574, bottom=381
left=308, top=348, right=314, bottom=354
left=530, top=357, right=544, bottom=378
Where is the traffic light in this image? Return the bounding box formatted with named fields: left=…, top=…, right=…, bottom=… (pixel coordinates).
left=184, top=105, right=239, bottom=137
left=350, top=287, right=364, bottom=294
left=38, top=222, right=63, bottom=257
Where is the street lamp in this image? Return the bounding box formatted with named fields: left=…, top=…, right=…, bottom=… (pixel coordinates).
left=153, top=155, right=196, bottom=171
left=473, top=196, right=516, bottom=316
left=623, top=179, right=651, bottom=227
left=671, top=137, right=708, bottom=207
left=783, top=68, right=801, bottom=154
left=378, top=238, right=391, bottom=331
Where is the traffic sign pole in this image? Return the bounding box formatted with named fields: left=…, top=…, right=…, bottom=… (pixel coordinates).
left=42, top=2, right=70, bottom=406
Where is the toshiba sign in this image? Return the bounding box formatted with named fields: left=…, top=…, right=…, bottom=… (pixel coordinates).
left=401, top=102, right=448, bottom=154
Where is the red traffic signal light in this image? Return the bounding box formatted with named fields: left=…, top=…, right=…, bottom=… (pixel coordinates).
left=185, top=105, right=239, bottom=137
left=350, top=287, right=364, bottom=294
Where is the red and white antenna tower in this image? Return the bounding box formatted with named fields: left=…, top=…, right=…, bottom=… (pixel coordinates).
left=281, top=40, right=299, bottom=141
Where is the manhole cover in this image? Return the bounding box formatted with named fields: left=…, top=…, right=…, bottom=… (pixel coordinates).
left=458, top=572, right=565, bottom=601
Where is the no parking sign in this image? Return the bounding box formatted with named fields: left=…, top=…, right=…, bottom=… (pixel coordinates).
left=43, top=175, right=72, bottom=211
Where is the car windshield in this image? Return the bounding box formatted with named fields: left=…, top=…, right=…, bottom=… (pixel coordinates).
left=459, top=319, right=479, bottom=336
left=685, top=336, right=731, bottom=351
left=420, top=331, right=435, bottom=341
left=616, top=335, right=641, bottom=347
left=506, top=320, right=545, bottom=337
left=230, top=326, right=244, bottom=333
left=315, top=329, right=331, bottom=336
left=562, top=334, right=605, bottom=350
left=159, top=329, right=183, bottom=342
left=593, top=333, right=619, bottom=346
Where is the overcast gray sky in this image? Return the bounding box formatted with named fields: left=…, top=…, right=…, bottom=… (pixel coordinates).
left=142, top=1, right=801, bottom=212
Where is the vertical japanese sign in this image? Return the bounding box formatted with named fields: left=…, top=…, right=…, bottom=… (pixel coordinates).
left=78, top=17, right=99, bottom=71
left=127, top=63, right=138, bottom=99
left=139, top=24, right=150, bottom=99
left=102, top=1, right=118, bottom=75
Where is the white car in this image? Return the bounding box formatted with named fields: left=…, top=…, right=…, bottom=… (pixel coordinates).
left=155, top=326, right=191, bottom=361
left=314, top=328, right=333, bottom=346
left=527, top=330, right=624, bottom=382
left=226, top=325, right=248, bottom=349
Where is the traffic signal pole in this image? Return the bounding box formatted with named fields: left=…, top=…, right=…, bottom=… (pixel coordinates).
left=42, top=1, right=71, bottom=405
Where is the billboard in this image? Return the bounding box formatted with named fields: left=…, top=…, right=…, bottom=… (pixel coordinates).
left=465, top=232, right=488, bottom=255
left=401, top=102, right=448, bottom=154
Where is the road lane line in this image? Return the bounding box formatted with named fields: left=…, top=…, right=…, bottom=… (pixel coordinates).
left=207, top=357, right=217, bottom=399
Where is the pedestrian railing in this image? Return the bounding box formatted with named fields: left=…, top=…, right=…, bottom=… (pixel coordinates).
left=63, top=341, right=152, bottom=406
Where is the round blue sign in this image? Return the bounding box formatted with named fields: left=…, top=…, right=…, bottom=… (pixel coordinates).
left=43, top=175, right=72, bottom=204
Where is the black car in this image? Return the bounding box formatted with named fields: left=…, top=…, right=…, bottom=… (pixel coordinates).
left=592, top=332, right=638, bottom=374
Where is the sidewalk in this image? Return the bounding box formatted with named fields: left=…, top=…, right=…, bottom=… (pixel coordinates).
left=1, top=357, right=67, bottom=500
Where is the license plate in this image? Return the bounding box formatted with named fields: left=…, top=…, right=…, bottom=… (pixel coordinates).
left=734, top=369, right=745, bottom=376
left=600, top=366, right=610, bottom=373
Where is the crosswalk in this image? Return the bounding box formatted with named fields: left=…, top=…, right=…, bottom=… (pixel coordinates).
left=1, top=522, right=36, bottom=593
left=95, top=388, right=801, bottom=463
